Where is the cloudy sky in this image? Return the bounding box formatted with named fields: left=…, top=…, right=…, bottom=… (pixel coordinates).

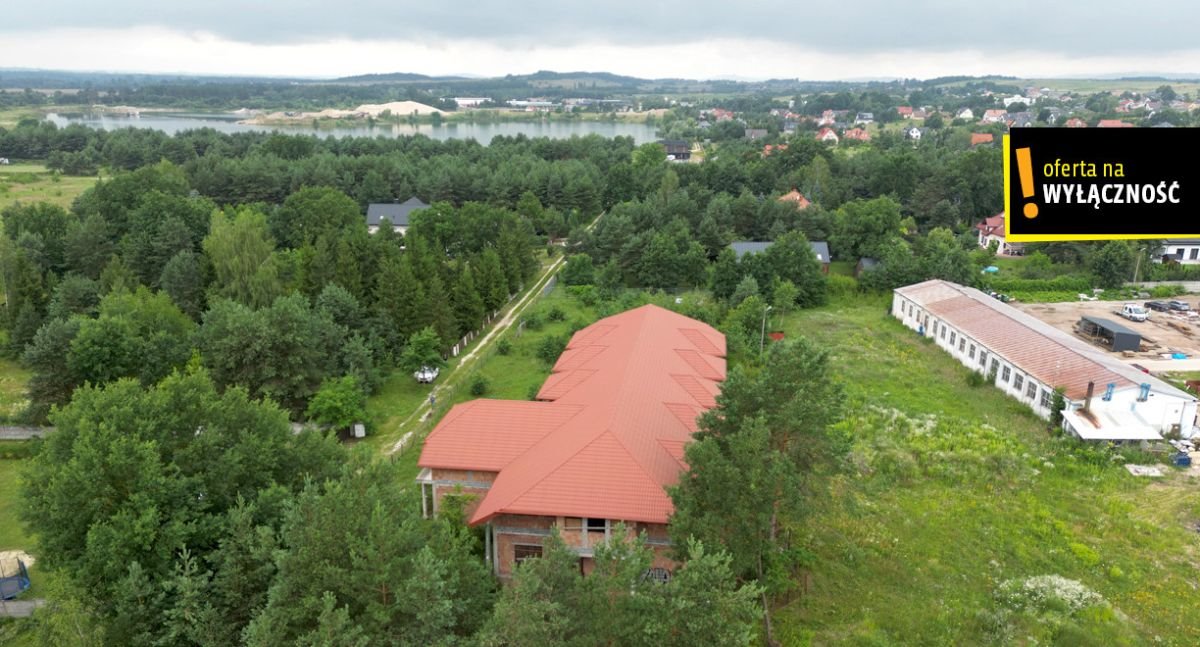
left=4, top=2, right=1200, bottom=80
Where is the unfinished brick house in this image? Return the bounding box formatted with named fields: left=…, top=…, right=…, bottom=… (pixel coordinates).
left=417, top=304, right=726, bottom=580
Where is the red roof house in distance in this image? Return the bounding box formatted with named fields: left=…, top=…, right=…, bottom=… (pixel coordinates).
left=762, top=143, right=789, bottom=157
left=816, top=127, right=839, bottom=143
left=1097, top=119, right=1134, bottom=128
left=897, top=106, right=913, bottom=119
left=843, top=127, right=871, bottom=141
left=417, top=304, right=726, bottom=579
left=975, top=212, right=1024, bottom=256
left=778, top=188, right=812, bottom=210
left=970, top=133, right=994, bottom=146
left=1065, top=118, right=1087, bottom=128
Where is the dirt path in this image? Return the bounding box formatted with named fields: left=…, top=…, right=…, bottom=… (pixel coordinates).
left=385, top=255, right=566, bottom=455
left=383, top=212, right=603, bottom=455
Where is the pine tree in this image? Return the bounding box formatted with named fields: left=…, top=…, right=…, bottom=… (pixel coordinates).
left=477, top=249, right=509, bottom=312
left=451, top=263, right=486, bottom=337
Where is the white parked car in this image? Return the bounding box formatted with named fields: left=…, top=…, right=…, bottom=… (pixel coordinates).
left=1115, top=303, right=1149, bottom=322
left=414, top=366, right=440, bottom=384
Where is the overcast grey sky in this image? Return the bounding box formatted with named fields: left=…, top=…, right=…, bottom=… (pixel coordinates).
left=4, top=2, right=1200, bottom=79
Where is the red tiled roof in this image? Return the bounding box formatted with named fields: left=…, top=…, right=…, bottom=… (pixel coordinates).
left=970, top=133, right=994, bottom=145
left=816, top=127, right=839, bottom=141
left=778, top=189, right=811, bottom=210
left=843, top=128, right=871, bottom=141
left=896, top=281, right=1139, bottom=400
left=419, top=304, right=726, bottom=525
left=1065, top=118, right=1087, bottom=128
left=975, top=212, right=1005, bottom=237
left=897, top=106, right=913, bottom=116
left=1097, top=119, right=1134, bottom=128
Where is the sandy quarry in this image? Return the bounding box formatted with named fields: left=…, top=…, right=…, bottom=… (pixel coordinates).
left=1013, top=299, right=1200, bottom=369
left=241, top=100, right=443, bottom=124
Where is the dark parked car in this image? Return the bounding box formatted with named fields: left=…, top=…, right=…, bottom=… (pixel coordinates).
left=1168, top=300, right=1191, bottom=312
left=1144, top=300, right=1170, bottom=312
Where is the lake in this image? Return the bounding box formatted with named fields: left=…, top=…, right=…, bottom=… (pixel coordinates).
left=44, top=112, right=661, bottom=144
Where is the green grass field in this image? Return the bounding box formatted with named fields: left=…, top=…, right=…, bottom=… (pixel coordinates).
left=0, top=357, right=31, bottom=423
left=0, top=163, right=98, bottom=210
left=771, top=295, right=1200, bottom=645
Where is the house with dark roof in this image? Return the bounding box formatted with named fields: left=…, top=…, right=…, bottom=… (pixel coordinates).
left=744, top=128, right=769, bottom=141
left=1157, top=239, right=1200, bottom=264
left=366, top=197, right=429, bottom=235
left=658, top=140, right=691, bottom=160
left=894, top=280, right=1197, bottom=441
left=729, top=240, right=831, bottom=272
left=417, top=305, right=726, bottom=579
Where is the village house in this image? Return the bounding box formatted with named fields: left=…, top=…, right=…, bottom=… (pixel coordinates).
left=981, top=109, right=1008, bottom=124
left=762, top=143, right=788, bottom=157
left=1157, top=239, right=1200, bottom=264
left=854, top=112, right=874, bottom=125
left=729, top=240, right=830, bottom=273
left=777, top=188, right=811, bottom=209
left=893, top=280, right=1198, bottom=441
left=815, top=127, right=840, bottom=143
left=904, top=126, right=925, bottom=141
left=744, top=128, right=769, bottom=141
left=1065, top=117, right=1088, bottom=128
left=843, top=128, right=870, bottom=142
left=975, top=212, right=1023, bottom=256
left=912, top=108, right=930, bottom=120
left=896, top=106, right=914, bottom=119
left=1006, top=112, right=1035, bottom=128
left=956, top=107, right=975, bottom=120
left=970, top=133, right=994, bottom=146
left=818, top=110, right=837, bottom=126
left=658, top=139, right=691, bottom=161
left=1097, top=119, right=1134, bottom=128
left=416, top=305, right=726, bottom=580
left=365, top=197, right=429, bottom=235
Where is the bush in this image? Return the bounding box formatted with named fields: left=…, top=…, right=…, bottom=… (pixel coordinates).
left=496, top=338, right=512, bottom=355
left=469, top=374, right=490, bottom=396
left=536, top=334, right=567, bottom=364
left=567, top=284, right=599, bottom=306
left=984, top=275, right=1093, bottom=294
left=1150, top=284, right=1186, bottom=298
left=527, top=383, right=542, bottom=400
left=523, top=312, right=544, bottom=331
left=966, top=370, right=988, bottom=388
left=547, top=305, right=566, bottom=321
left=827, top=274, right=859, bottom=298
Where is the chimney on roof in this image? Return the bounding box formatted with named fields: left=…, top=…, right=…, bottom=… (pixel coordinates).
left=1084, top=381, right=1095, bottom=412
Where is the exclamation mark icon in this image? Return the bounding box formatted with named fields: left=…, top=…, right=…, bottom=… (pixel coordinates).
left=1015, top=147, right=1038, bottom=218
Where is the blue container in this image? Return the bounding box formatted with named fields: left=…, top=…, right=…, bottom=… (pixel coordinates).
left=1173, top=452, right=1192, bottom=468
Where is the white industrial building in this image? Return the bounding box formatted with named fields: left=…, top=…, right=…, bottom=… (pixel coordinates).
left=893, top=280, right=1198, bottom=441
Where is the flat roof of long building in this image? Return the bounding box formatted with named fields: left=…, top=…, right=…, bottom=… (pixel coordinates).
left=895, top=280, right=1190, bottom=402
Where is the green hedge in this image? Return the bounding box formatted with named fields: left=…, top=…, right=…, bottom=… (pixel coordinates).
left=984, top=275, right=1093, bottom=294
